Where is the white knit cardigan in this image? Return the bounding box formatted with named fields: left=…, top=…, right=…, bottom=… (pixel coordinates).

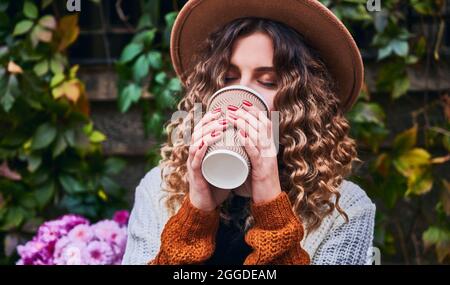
left=122, top=166, right=376, bottom=265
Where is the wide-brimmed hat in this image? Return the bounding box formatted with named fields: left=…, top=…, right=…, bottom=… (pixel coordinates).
left=170, top=0, right=364, bottom=113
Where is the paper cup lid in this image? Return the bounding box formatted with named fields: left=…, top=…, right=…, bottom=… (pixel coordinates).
left=201, top=149, right=249, bottom=189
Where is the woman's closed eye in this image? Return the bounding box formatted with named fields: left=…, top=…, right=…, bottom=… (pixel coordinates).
left=224, top=77, right=277, bottom=88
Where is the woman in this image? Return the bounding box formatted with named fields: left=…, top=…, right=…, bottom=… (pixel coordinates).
left=122, top=0, right=376, bottom=265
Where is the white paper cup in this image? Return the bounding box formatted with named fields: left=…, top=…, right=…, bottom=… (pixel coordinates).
left=201, top=85, right=269, bottom=189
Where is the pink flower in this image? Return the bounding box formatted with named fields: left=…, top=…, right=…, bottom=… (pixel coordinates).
left=54, top=237, right=90, bottom=265
left=68, top=224, right=93, bottom=243
left=92, top=220, right=121, bottom=243
left=113, top=210, right=130, bottom=226
left=54, top=241, right=86, bottom=265
left=83, top=241, right=113, bottom=265
left=16, top=212, right=127, bottom=265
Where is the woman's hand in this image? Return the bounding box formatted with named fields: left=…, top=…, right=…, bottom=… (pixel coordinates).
left=225, top=102, right=282, bottom=204
left=187, top=109, right=232, bottom=211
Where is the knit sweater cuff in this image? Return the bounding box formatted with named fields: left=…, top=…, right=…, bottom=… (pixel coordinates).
left=177, top=195, right=220, bottom=233
left=250, top=191, right=300, bottom=230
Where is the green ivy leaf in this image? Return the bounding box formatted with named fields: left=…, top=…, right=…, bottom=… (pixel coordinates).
left=406, top=169, right=433, bottom=196
left=1, top=207, right=25, bottom=230
left=100, top=176, right=121, bottom=197
left=422, top=226, right=450, bottom=262
left=89, top=130, right=106, bottom=143
left=34, top=181, right=55, bottom=208
left=392, top=76, right=410, bottom=99
left=52, top=134, right=67, bottom=158
left=0, top=75, right=19, bottom=112
left=377, top=45, right=392, bottom=61
left=137, top=13, right=154, bottom=30
left=393, top=148, right=431, bottom=177
left=154, top=71, right=168, bottom=85
left=164, top=11, right=178, bottom=29
left=415, top=36, right=427, bottom=57
left=157, top=88, right=176, bottom=109
left=50, top=73, right=65, bottom=87
left=132, top=29, right=156, bottom=46
left=59, top=174, right=86, bottom=194
left=13, top=20, right=33, bottom=35
left=104, top=157, right=126, bottom=175
left=391, top=39, right=409, bottom=57
left=347, top=102, right=386, bottom=125
left=27, top=153, right=42, bottom=172
left=146, top=51, right=162, bottom=69
left=132, top=54, right=150, bottom=82
left=23, top=1, right=38, bottom=20
left=64, top=129, right=76, bottom=147
left=25, top=168, right=49, bottom=185
left=393, top=125, right=417, bottom=154
left=50, top=57, right=64, bottom=74
left=41, top=0, right=53, bottom=9
left=378, top=45, right=392, bottom=60
left=118, top=83, right=141, bottom=113
left=19, top=193, right=37, bottom=209
left=410, top=0, right=438, bottom=15
left=146, top=112, right=163, bottom=136
left=119, top=43, right=143, bottom=63
left=83, top=121, right=94, bottom=134
left=33, top=60, right=49, bottom=76
left=31, top=122, right=57, bottom=150
left=167, top=77, right=182, bottom=92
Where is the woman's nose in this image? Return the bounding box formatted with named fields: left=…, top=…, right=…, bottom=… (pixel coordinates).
left=237, top=76, right=252, bottom=88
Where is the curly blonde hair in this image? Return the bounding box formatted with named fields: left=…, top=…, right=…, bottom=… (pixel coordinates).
left=158, top=17, right=360, bottom=233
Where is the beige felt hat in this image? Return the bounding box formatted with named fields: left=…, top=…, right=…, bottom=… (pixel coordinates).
left=170, top=0, right=364, bottom=112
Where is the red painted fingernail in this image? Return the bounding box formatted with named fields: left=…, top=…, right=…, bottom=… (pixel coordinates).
left=242, top=100, right=253, bottom=107
left=229, top=113, right=238, bottom=120
left=218, top=119, right=227, bottom=125
left=198, top=140, right=204, bottom=149
left=240, top=129, right=247, bottom=137
left=213, top=107, right=221, bottom=113
left=211, top=130, right=221, bottom=137
left=227, top=105, right=238, bottom=111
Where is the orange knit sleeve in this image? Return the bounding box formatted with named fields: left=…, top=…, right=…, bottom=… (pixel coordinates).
left=244, top=191, right=310, bottom=265
left=148, top=196, right=220, bottom=265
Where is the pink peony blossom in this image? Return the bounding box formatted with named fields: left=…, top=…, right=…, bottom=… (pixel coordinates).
left=16, top=210, right=129, bottom=265
left=113, top=210, right=130, bottom=226
left=68, top=224, right=93, bottom=243
left=83, top=241, right=114, bottom=265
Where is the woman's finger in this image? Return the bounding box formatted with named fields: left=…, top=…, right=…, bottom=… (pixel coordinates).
left=236, top=128, right=260, bottom=164
left=191, top=118, right=229, bottom=143
left=227, top=114, right=259, bottom=148
left=193, top=109, right=222, bottom=133
left=242, top=104, right=272, bottom=129
left=242, top=104, right=274, bottom=148
left=190, top=130, right=225, bottom=170
left=226, top=105, right=259, bottom=131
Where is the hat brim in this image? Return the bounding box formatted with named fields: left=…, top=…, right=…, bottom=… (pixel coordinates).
left=170, top=0, right=364, bottom=113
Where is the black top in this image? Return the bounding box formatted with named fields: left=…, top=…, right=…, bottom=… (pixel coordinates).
left=204, top=194, right=253, bottom=265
